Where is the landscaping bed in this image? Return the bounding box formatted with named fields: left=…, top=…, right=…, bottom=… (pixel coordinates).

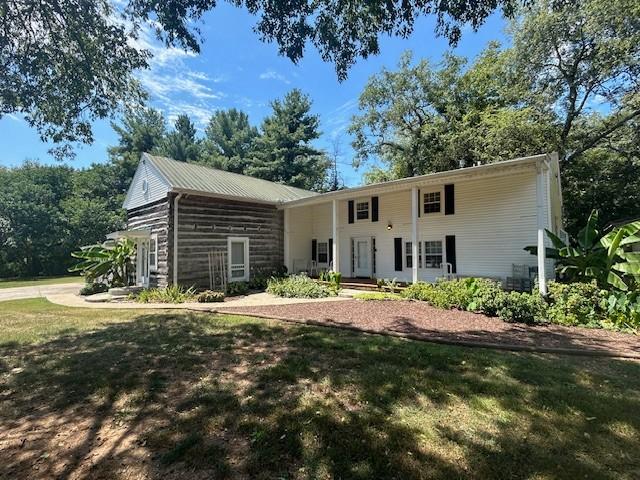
left=218, top=299, right=640, bottom=358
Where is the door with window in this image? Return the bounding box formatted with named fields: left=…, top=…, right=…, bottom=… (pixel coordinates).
left=228, top=237, right=249, bottom=281
left=353, top=236, right=371, bottom=277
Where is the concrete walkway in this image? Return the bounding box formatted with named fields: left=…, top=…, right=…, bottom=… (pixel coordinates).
left=0, top=283, right=82, bottom=302
left=45, top=291, right=351, bottom=310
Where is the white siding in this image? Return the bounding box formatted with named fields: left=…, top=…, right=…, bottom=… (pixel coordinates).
left=285, top=165, right=550, bottom=283
left=123, top=158, right=170, bottom=210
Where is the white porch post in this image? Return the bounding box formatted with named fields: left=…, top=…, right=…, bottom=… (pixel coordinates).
left=411, top=187, right=419, bottom=284
left=332, top=199, right=339, bottom=272
left=284, top=207, right=291, bottom=273
left=536, top=162, right=548, bottom=295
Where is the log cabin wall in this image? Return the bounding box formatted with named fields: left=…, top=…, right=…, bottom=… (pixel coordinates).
left=126, top=197, right=170, bottom=288
left=174, top=193, right=285, bottom=288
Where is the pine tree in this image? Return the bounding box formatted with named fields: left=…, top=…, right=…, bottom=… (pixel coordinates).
left=247, top=89, right=328, bottom=191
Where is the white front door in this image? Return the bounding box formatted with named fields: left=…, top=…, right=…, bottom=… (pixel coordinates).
left=353, top=237, right=371, bottom=277
left=228, top=237, right=250, bottom=281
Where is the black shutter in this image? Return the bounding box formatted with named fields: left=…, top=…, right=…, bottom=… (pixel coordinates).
left=348, top=200, right=354, bottom=224
left=312, top=239, right=317, bottom=262
left=418, top=189, right=421, bottom=217
left=394, top=238, right=403, bottom=271
left=445, top=235, right=457, bottom=273
left=329, top=238, right=333, bottom=263
left=444, top=184, right=455, bottom=215
left=371, top=196, right=379, bottom=222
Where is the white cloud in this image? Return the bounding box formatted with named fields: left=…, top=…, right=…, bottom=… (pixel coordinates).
left=166, top=103, right=213, bottom=128
left=324, top=98, right=358, bottom=138
left=259, top=70, right=291, bottom=84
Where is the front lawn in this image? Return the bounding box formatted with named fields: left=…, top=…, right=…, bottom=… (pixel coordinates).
left=0, top=275, right=83, bottom=289
left=1, top=299, right=639, bottom=479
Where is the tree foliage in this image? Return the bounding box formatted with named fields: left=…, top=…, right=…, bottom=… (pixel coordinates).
left=200, top=109, right=259, bottom=173
left=156, top=114, right=201, bottom=162
left=2, top=0, right=535, bottom=154
left=247, top=89, right=329, bottom=190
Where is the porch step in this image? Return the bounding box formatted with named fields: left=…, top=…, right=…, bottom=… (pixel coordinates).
left=339, top=282, right=380, bottom=291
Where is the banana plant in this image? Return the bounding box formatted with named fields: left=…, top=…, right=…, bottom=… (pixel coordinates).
left=69, top=238, right=136, bottom=287
left=525, top=210, right=640, bottom=291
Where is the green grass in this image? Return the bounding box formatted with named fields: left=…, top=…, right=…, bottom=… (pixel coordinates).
left=1, top=299, right=639, bottom=479
left=352, top=292, right=403, bottom=301
left=0, top=275, right=83, bottom=289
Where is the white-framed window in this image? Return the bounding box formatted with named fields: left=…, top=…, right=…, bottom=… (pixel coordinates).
left=424, top=240, right=443, bottom=268
left=356, top=200, right=369, bottom=220
left=228, top=237, right=249, bottom=281
left=423, top=191, right=441, bottom=214
left=318, top=242, right=328, bottom=263
left=405, top=241, right=413, bottom=268
left=149, top=234, right=158, bottom=271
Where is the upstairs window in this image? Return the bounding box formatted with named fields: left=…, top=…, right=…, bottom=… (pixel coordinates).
left=356, top=201, right=369, bottom=220
left=424, top=240, right=443, bottom=268
left=423, top=191, right=441, bottom=214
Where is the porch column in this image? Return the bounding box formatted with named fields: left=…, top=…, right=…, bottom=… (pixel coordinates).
left=332, top=199, right=339, bottom=272
left=284, top=207, right=291, bottom=273
left=536, top=161, right=548, bottom=295
left=411, top=186, right=419, bottom=284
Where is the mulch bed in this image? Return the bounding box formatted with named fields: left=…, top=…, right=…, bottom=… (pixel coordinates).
left=217, top=299, right=640, bottom=359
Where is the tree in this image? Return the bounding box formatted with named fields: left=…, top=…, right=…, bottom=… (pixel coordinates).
left=349, top=48, right=557, bottom=179
left=108, top=107, right=167, bottom=191
left=247, top=89, right=329, bottom=191
left=200, top=109, right=260, bottom=173
left=2, top=0, right=530, bottom=153
left=325, top=136, right=345, bottom=191
left=155, top=114, right=201, bottom=163
left=511, top=0, right=640, bottom=162
left=1, top=0, right=147, bottom=159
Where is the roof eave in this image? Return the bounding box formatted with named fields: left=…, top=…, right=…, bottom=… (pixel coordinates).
left=279, top=153, right=551, bottom=209
left=169, top=187, right=285, bottom=206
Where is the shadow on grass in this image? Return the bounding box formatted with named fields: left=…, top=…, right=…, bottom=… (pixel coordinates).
left=1, top=311, right=639, bottom=479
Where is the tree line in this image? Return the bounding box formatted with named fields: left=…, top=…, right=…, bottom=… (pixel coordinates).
left=0, top=89, right=333, bottom=278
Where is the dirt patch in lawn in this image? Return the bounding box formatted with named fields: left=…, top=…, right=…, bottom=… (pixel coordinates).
left=217, top=299, right=640, bottom=358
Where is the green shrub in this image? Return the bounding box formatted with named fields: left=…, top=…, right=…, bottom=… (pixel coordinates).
left=354, top=292, right=403, bottom=301
left=465, top=278, right=504, bottom=316
left=249, top=265, right=287, bottom=290
left=226, top=281, right=249, bottom=296
left=197, top=290, right=225, bottom=303
left=79, top=282, right=108, bottom=296
left=319, top=271, right=342, bottom=294
left=545, top=281, right=606, bottom=327
left=136, top=285, right=196, bottom=303
left=267, top=274, right=334, bottom=298
left=601, top=290, right=640, bottom=330
left=495, top=291, right=545, bottom=324
left=402, top=281, right=458, bottom=309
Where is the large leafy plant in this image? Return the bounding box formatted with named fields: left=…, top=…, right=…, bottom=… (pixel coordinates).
left=525, top=211, right=640, bottom=291
left=69, top=238, right=136, bottom=287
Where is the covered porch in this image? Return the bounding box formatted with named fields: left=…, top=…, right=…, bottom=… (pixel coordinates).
left=106, top=229, right=156, bottom=288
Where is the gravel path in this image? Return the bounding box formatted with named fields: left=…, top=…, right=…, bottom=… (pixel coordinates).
left=217, top=299, right=640, bottom=359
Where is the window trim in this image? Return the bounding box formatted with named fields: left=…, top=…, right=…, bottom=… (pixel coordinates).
left=317, top=241, right=329, bottom=264
left=149, top=234, right=158, bottom=271
left=227, top=236, right=250, bottom=282
left=423, top=239, right=444, bottom=269
left=355, top=199, right=370, bottom=221
left=405, top=241, right=413, bottom=269
left=422, top=189, right=442, bottom=215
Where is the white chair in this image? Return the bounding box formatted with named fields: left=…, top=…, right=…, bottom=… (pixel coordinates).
left=308, top=260, right=319, bottom=277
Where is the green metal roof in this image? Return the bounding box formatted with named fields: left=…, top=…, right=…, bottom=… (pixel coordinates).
left=145, top=153, right=318, bottom=204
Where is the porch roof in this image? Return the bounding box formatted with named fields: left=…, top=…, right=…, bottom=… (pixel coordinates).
left=280, top=153, right=553, bottom=208
left=106, top=229, right=151, bottom=240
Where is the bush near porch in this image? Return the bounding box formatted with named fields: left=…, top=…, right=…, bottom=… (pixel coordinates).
left=400, top=278, right=640, bottom=331
left=267, top=274, right=336, bottom=298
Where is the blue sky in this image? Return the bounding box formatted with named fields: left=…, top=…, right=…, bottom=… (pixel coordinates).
left=0, top=4, right=508, bottom=186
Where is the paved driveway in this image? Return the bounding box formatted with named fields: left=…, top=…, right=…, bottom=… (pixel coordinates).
left=0, top=283, right=81, bottom=302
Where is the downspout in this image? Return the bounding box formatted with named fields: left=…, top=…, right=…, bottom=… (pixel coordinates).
left=173, top=193, right=183, bottom=286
